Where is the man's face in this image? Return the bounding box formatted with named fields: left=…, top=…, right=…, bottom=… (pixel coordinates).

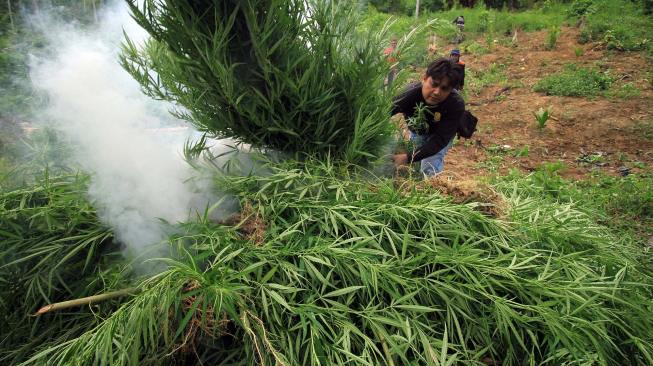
left=451, top=54, right=460, bottom=62
left=390, top=40, right=398, bottom=47
left=421, top=75, right=452, bottom=105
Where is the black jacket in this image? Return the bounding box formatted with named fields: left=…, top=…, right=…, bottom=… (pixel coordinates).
left=391, top=82, right=465, bottom=162
left=456, top=61, right=465, bottom=89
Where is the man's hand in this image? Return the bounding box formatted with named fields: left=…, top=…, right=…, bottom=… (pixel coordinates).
left=392, top=153, right=409, bottom=168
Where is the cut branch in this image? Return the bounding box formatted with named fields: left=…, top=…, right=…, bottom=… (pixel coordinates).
left=35, top=288, right=139, bottom=315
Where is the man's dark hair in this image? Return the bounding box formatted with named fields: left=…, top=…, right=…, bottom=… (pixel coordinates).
left=425, top=58, right=463, bottom=89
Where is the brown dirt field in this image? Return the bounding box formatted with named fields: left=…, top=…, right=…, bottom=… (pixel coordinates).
left=416, top=26, right=653, bottom=183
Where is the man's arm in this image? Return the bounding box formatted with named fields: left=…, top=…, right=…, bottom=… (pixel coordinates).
left=410, top=106, right=463, bottom=162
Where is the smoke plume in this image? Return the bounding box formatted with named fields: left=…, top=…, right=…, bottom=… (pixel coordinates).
left=29, top=1, right=232, bottom=257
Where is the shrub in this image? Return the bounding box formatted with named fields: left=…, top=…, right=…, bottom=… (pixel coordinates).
left=533, top=64, right=614, bottom=97
left=121, top=1, right=393, bottom=163
left=567, top=0, right=598, bottom=18
left=403, top=19, right=459, bottom=66
left=645, top=0, right=653, bottom=14
left=478, top=10, right=493, bottom=33
left=577, top=0, right=653, bottom=53
left=544, top=25, right=560, bottom=50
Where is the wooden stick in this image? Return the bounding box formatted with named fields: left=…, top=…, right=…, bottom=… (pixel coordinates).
left=35, top=288, right=139, bottom=315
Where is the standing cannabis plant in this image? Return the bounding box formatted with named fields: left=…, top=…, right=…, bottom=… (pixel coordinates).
left=533, top=106, right=552, bottom=129
left=121, top=0, right=393, bottom=163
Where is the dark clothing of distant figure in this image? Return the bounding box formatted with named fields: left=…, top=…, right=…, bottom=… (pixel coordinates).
left=391, top=82, right=465, bottom=162
left=455, top=61, right=465, bottom=90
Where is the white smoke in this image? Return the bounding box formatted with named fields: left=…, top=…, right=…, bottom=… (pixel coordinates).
left=29, top=2, right=234, bottom=257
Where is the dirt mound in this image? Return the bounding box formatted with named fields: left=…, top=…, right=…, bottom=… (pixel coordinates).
left=420, top=174, right=507, bottom=217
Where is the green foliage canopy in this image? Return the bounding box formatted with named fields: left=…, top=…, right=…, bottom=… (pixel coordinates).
left=121, top=0, right=394, bottom=163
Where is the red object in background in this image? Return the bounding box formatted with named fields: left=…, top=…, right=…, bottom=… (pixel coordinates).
left=384, top=46, right=397, bottom=64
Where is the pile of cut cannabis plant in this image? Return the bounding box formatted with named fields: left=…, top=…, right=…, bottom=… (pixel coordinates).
left=12, top=161, right=653, bottom=365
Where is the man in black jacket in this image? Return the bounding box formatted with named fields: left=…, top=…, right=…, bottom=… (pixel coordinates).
left=391, top=58, right=464, bottom=176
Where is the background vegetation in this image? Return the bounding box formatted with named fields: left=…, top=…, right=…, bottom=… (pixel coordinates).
left=360, top=0, right=653, bottom=63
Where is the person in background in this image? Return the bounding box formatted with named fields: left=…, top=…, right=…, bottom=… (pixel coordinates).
left=453, top=15, right=465, bottom=43
left=427, top=33, right=438, bottom=59
left=384, top=38, right=399, bottom=88
left=391, top=58, right=465, bottom=177
left=449, top=49, right=465, bottom=90
left=453, top=15, right=465, bottom=31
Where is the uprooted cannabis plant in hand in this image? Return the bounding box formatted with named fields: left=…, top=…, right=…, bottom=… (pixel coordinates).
left=121, top=0, right=394, bottom=163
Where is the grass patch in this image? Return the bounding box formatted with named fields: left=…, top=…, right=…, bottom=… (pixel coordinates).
left=632, top=120, right=653, bottom=140
left=432, top=4, right=568, bottom=35
left=574, top=0, right=653, bottom=55
left=358, top=2, right=569, bottom=67
left=360, top=3, right=568, bottom=36
left=498, top=163, right=653, bottom=239
left=609, top=82, right=641, bottom=99
left=533, top=64, right=614, bottom=97
left=465, top=62, right=507, bottom=96
left=579, top=173, right=653, bottom=236
left=460, top=40, right=489, bottom=55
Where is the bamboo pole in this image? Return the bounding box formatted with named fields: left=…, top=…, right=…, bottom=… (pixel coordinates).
left=35, top=287, right=139, bottom=315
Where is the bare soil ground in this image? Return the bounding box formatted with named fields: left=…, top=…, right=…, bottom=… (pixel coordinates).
left=431, top=27, right=653, bottom=183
